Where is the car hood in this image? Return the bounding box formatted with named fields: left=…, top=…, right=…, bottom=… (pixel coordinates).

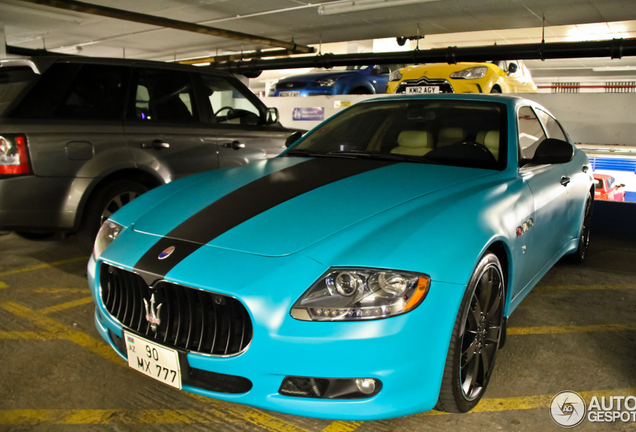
left=279, top=70, right=359, bottom=83
left=400, top=62, right=493, bottom=79
left=130, top=157, right=493, bottom=257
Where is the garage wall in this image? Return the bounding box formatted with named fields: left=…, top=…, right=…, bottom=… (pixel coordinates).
left=262, top=93, right=636, bottom=146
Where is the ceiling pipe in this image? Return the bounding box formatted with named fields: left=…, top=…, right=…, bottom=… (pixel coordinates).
left=210, top=38, right=636, bottom=77
left=179, top=49, right=301, bottom=65
left=15, top=0, right=315, bottom=54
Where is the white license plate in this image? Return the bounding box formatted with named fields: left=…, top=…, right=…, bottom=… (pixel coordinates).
left=406, top=86, right=440, bottom=94
left=124, top=332, right=182, bottom=389
left=279, top=91, right=300, bottom=97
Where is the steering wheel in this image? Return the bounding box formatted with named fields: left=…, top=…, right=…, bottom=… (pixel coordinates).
left=454, top=141, right=494, bottom=157
left=215, top=106, right=235, bottom=117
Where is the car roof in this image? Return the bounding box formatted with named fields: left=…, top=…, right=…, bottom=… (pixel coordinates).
left=361, top=93, right=535, bottom=108
left=593, top=173, right=612, bottom=179
left=7, top=56, right=233, bottom=78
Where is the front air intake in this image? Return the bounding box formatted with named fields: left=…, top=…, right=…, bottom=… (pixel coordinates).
left=99, top=263, right=252, bottom=356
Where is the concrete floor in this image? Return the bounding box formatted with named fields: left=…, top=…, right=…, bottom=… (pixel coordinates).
left=0, top=231, right=635, bottom=432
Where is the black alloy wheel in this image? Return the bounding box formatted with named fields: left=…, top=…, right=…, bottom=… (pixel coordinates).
left=436, top=252, right=505, bottom=412
left=76, top=180, right=148, bottom=254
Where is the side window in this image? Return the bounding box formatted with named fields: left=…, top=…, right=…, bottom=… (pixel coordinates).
left=129, top=69, right=197, bottom=123
left=53, top=64, right=128, bottom=120
left=199, top=74, right=261, bottom=125
left=535, top=109, right=567, bottom=141
left=517, top=106, right=546, bottom=162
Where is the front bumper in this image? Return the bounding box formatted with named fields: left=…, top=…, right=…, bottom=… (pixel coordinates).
left=88, top=230, right=466, bottom=420
left=387, top=79, right=486, bottom=94
left=273, top=88, right=335, bottom=97
left=0, top=175, right=90, bottom=231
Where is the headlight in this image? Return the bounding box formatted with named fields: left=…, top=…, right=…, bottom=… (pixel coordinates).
left=93, top=220, right=123, bottom=260
left=389, top=69, right=403, bottom=81
left=450, top=66, right=488, bottom=79
left=291, top=268, right=430, bottom=321
left=313, top=78, right=337, bottom=87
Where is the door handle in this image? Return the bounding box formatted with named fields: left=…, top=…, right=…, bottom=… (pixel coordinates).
left=224, top=140, right=246, bottom=150
left=560, top=176, right=571, bottom=186
left=141, top=140, right=170, bottom=150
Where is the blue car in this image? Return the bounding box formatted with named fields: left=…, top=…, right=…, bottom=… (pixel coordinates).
left=88, top=94, right=593, bottom=420
left=268, top=65, right=391, bottom=96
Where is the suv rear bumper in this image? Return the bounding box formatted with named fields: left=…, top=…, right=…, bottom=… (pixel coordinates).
left=0, top=175, right=90, bottom=231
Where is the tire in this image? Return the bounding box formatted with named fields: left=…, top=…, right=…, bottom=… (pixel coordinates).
left=76, top=180, right=148, bottom=254
left=567, top=193, right=593, bottom=263
left=436, top=252, right=505, bottom=413
left=349, top=87, right=371, bottom=94
left=490, top=87, right=501, bottom=94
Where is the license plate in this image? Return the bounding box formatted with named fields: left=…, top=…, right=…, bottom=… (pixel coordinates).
left=279, top=91, right=300, bottom=97
left=124, top=332, right=182, bottom=389
left=406, top=86, right=440, bottom=94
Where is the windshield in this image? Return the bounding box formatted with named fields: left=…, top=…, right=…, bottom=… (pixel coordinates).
left=0, top=67, right=37, bottom=117
left=289, top=99, right=507, bottom=170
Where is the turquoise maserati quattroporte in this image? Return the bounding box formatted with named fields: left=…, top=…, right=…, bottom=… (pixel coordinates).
left=88, top=94, right=594, bottom=420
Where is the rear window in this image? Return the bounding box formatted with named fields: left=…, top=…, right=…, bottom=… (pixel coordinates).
left=0, top=67, right=37, bottom=116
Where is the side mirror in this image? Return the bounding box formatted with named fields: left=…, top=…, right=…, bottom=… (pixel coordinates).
left=531, top=138, right=574, bottom=165
left=370, top=67, right=380, bottom=76
left=508, top=63, right=518, bottom=74
left=266, top=107, right=279, bottom=124
left=285, top=131, right=304, bottom=148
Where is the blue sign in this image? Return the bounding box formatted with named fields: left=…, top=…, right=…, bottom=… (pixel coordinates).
left=292, top=107, right=324, bottom=121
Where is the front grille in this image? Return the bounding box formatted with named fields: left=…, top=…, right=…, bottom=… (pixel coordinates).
left=100, top=263, right=252, bottom=356
left=395, top=77, right=454, bottom=94
left=276, top=81, right=307, bottom=90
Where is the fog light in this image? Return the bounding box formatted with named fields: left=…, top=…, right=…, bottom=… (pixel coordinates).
left=355, top=378, right=376, bottom=395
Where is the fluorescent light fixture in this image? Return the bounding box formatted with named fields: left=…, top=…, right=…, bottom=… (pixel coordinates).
left=318, top=0, right=440, bottom=16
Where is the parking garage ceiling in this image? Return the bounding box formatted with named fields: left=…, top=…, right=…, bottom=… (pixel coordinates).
left=3, top=0, right=636, bottom=62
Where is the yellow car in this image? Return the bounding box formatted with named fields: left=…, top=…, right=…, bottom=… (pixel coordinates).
left=386, top=61, right=537, bottom=94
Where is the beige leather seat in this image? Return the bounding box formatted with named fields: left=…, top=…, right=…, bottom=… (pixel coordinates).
left=483, top=130, right=500, bottom=161
left=391, top=130, right=434, bottom=156
left=475, top=130, right=488, bottom=145
left=437, top=127, right=466, bottom=147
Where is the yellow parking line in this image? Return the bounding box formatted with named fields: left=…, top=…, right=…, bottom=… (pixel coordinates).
left=508, top=323, right=636, bottom=335
left=0, top=301, right=311, bottom=432
left=3, top=388, right=635, bottom=425
left=0, top=331, right=52, bottom=340
left=38, top=297, right=94, bottom=315
left=534, top=284, right=636, bottom=291
left=0, top=408, right=225, bottom=425
left=0, top=257, right=86, bottom=278
left=34, top=288, right=91, bottom=294
left=1, top=301, right=122, bottom=364
left=421, top=387, right=636, bottom=416
left=0, top=282, right=8, bottom=289
left=322, top=421, right=363, bottom=432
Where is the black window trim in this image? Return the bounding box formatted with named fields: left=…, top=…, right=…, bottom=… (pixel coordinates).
left=516, top=104, right=549, bottom=168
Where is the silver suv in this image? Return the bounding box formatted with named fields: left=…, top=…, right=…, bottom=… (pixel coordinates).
left=0, top=57, right=293, bottom=250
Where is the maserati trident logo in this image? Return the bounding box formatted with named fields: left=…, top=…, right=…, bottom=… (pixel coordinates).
left=158, top=246, right=175, bottom=260
left=143, top=293, right=162, bottom=332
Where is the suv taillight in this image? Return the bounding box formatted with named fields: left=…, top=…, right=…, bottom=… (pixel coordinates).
left=0, top=135, right=30, bottom=175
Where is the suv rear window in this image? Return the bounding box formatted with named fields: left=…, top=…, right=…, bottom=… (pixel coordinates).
left=0, top=67, right=37, bottom=116
left=9, top=63, right=129, bottom=120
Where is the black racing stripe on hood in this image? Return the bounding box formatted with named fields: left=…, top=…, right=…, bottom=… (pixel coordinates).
left=133, top=157, right=395, bottom=283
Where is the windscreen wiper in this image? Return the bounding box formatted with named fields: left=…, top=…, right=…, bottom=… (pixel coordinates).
left=326, top=151, right=440, bottom=164
left=285, top=149, right=357, bottom=158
